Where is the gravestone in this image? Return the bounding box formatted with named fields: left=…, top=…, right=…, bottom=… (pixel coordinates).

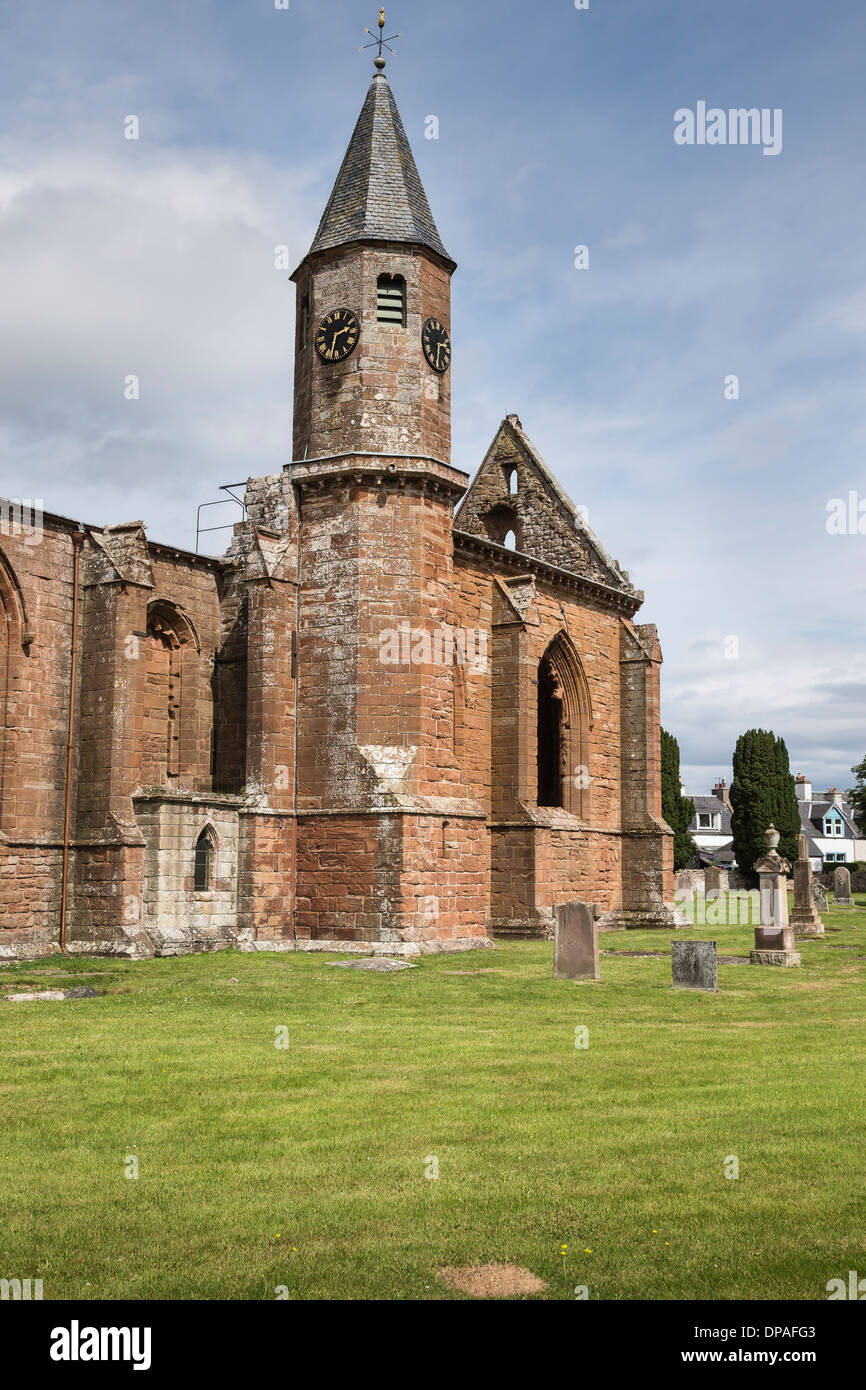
left=751, top=824, right=801, bottom=966
left=327, top=958, right=417, bottom=972
left=834, top=865, right=855, bottom=906
left=811, top=882, right=829, bottom=912
left=553, top=900, right=601, bottom=981
left=704, top=866, right=723, bottom=895
left=672, top=940, right=718, bottom=992
left=791, top=833, right=825, bottom=938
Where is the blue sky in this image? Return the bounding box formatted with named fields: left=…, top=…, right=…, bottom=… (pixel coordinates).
left=1, top=0, right=864, bottom=792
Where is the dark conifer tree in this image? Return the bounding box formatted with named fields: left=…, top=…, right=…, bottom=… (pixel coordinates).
left=731, top=729, right=800, bottom=883
left=661, top=728, right=697, bottom=871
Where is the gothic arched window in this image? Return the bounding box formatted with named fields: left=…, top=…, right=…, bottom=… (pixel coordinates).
left=0, top=549, right=27, bottom=833
left=536, top=632, right=593, bottom=817
left=194, top=827, right=215, bottom=892
left=142, top=601, right=198, bottom=790
left=377, top=273, right=406, bottom=326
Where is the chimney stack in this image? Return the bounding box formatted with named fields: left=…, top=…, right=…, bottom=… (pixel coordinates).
left=795, top=774, right=812, bottom=802
left=713, top=778, right=731, bottom=810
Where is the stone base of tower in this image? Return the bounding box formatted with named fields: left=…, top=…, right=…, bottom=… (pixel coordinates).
left=290, top=808, right=492, bottom=952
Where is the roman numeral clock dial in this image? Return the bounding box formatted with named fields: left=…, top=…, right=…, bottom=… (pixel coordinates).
left=422, top=318, right=451, bottom=374
left=315, top=308, right=360, bottom=363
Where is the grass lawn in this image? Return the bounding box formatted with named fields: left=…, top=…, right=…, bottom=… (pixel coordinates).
left=2, top=894, right=865, bottom=1300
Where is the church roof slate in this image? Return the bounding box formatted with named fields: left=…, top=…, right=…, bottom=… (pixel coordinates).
left=305, top=74, right=452, bottom=266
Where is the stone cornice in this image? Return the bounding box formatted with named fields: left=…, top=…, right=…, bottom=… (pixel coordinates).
left=289, top=452, right=469, bottom=500
left=453, top=529, right=644, bottom=615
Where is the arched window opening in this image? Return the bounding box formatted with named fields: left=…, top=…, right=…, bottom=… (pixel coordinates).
left=536, top=633, right=594, bottom=817
left=504, top=530, right=517, bottom=551
left=194, top=828, right=215, bottom=892
left=507, top=468, right=518, bottom=495
left=142, top=601, right=197, bottom=789
left=537, top=654, right=563, bottom=807
left=377, top=273, right=406, bottom=326
left=0, top=550, right=26, bottom=832
left=0, top=589, right=9, bottom=825
left=483, top=504, right=520, bottom=549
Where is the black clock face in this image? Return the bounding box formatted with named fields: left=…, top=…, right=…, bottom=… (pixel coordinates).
left=315, top=308, right=360, bottom=363
left=422, top=318, right=452, bottom=374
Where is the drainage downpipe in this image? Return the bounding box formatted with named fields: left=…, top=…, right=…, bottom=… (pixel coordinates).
left=59, top=531, right=85, bottom=953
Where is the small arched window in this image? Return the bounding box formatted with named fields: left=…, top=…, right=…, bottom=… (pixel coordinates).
left=504, top=530, right=517, bottom=551
left=507, top=468, right=518, bottom=495
left=377, top=273, right=406, bottom=326
left=194, top=828, right=215, bottom=893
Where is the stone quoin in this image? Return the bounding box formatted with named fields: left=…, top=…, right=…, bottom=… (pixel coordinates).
left=0, top=56, right=682, bottom=958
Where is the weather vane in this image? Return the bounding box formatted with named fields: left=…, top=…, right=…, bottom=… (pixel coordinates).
left=360, top=8, right=400, bottom=72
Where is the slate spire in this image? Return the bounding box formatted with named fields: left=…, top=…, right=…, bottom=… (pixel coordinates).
left=305, top=73, right=453, bottom=267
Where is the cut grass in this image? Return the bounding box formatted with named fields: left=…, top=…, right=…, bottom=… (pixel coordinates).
left=1, top=898, right=865, bottom=1300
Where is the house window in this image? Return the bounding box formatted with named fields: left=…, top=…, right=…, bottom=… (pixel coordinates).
left=194, top=828, right=215, bottom=892
left=824, top=818, right=843, bottom=837
left=697, top=813, right=720, bottom=830
left=377, top=274, right=406, bottom=326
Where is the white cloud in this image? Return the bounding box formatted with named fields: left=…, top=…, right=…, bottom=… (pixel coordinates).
left=0, top=137, right=320, bottom=547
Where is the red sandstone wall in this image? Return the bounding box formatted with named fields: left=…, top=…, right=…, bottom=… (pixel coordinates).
left=0, top=519, right=77, bottom=949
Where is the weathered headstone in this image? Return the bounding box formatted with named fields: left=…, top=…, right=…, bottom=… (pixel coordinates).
left=553, top=900, right=601, bottom=981
left=672, top=940, right=718, bottom=992
left=834, top=865, right=855, bottom=906
left=811, top=882, right=829, bottom=912
left=751, top=824, right=801, bottom=966
left=328, top=958, right=417, bottom=972
left=704, top=866, right=723, bottom=895
left=791, top=833, right=825, bottom=938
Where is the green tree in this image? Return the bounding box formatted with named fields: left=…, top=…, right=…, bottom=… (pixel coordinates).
left=661, top=728, right=697, bottom=871
left=730, top=729, right=801, bottom=884
left=849, top=756, right=866, bottom=835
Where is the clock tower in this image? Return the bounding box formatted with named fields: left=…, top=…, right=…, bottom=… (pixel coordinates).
left=286, top=24, right=488, bottom=950
left=290, top=60, right=455, bottom=464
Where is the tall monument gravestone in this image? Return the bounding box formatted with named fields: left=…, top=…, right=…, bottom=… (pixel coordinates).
left=553, top=901, right=601, bottom=981
left=750, top=825, right=801, bottom=967
left=834, top=865, right=855, bottom=906
left=790, top=834, right=825, bottom=938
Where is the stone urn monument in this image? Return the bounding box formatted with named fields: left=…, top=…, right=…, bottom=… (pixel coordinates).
left=750, top=825, right=801, bottom=966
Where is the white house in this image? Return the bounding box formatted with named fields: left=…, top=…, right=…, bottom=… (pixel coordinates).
left=686, top=780, right=735, bottom=866
left=794, top=775, right=865, bottom=872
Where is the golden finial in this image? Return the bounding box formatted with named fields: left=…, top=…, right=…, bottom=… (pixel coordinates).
left=360, top=9, right=401, bottom=72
